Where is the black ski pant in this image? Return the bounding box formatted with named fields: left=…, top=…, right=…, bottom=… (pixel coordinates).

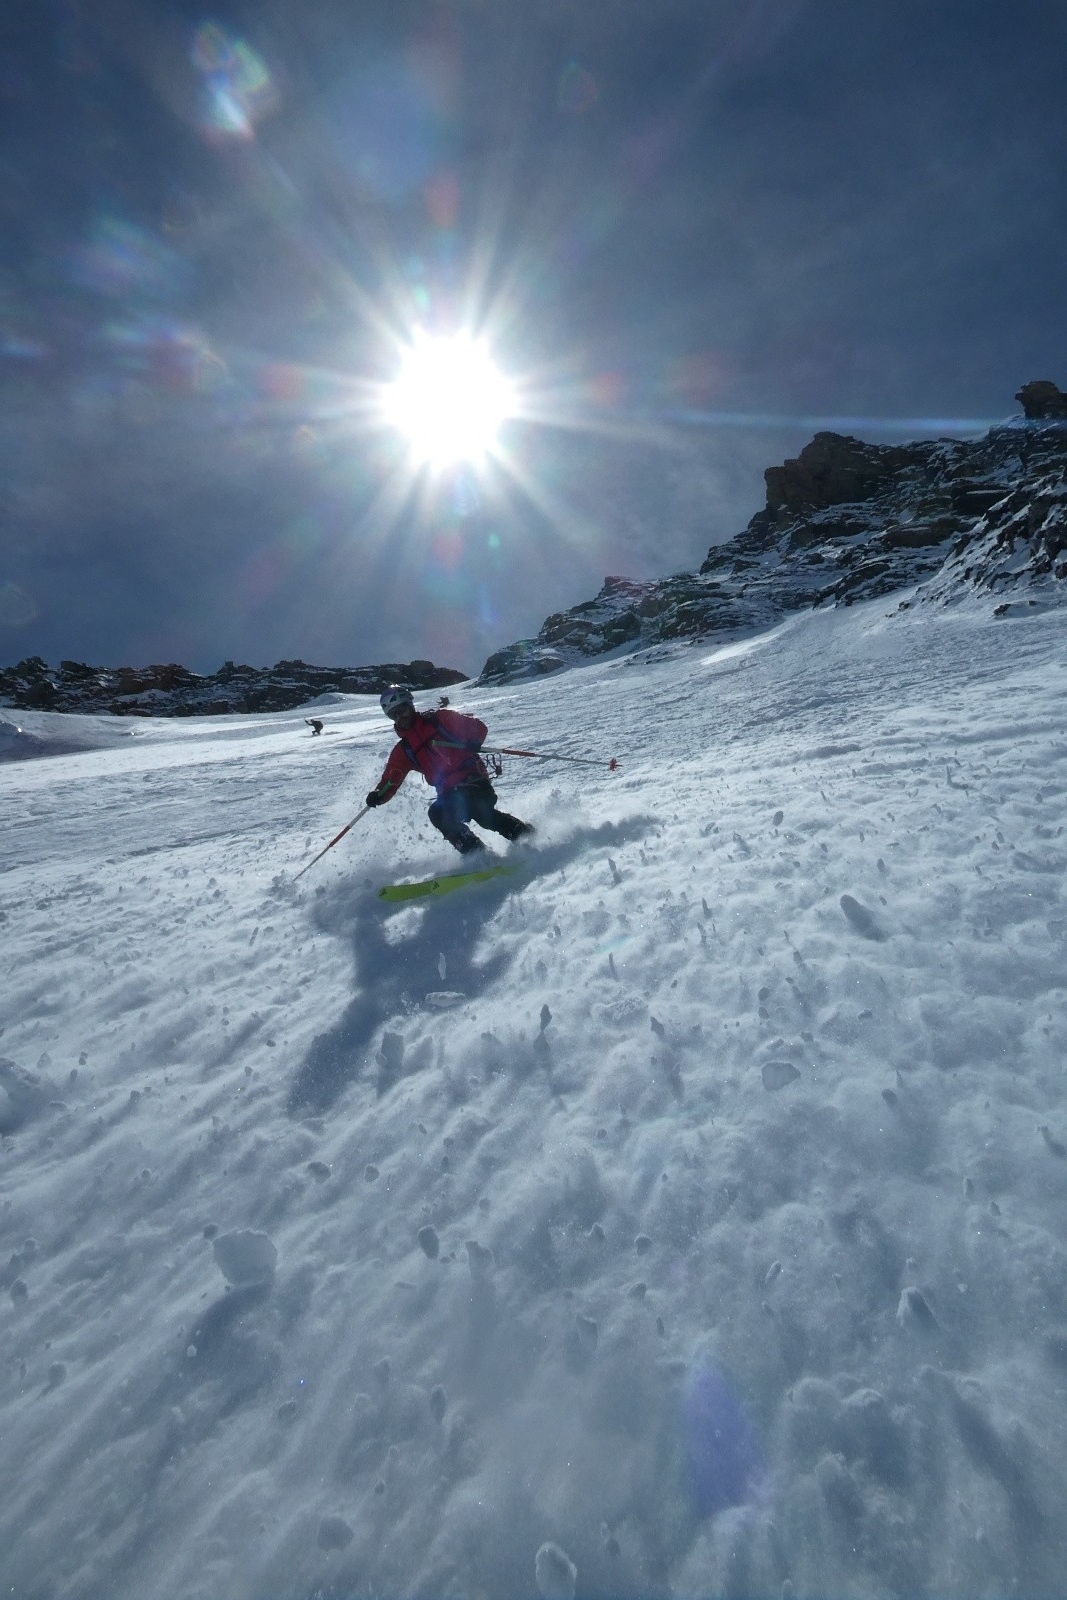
left=428, top=779, right=526, bottom=853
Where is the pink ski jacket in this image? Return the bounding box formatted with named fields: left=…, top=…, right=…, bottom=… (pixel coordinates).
left=372, top=709, right=489, bottom=801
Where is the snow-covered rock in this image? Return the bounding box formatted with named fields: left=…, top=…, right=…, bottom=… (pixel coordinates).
left=0, top=655, right=466, bottom=718
left=911, top=470, right=1067, bottom=612
left=480, top=384, right=1067, bottom=683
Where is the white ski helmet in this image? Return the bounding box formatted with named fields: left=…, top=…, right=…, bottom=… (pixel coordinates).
left=380, top=685, right=415, bottom=718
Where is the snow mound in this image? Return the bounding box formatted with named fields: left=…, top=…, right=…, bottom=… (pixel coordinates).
left=0, top=718, right=97, bottom=761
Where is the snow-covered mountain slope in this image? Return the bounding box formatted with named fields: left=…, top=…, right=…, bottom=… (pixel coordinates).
left=2, top=599, right=1067, bottom=1600
left=0, top=712, right=140, bottom=763
left=481, top=396, right=1067, bottom=685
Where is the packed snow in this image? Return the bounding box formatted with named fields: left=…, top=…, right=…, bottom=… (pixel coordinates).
left=2, top=595, right=1066, bottom=1600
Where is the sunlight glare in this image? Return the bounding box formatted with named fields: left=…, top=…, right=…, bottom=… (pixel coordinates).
left=384, top=333, right=514, bottom=467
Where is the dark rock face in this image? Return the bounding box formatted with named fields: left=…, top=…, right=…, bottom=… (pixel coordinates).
left=1015, top=381, right=1067, bottom=420
left=764, top=433, right=920, bottom=514
left=479, top=384, right=1067, bottom=685
left=479, top=572, right=761, bottom=685
left=0, top=656, right=467, bottom=717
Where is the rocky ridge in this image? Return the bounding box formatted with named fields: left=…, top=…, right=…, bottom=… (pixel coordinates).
left=0, top=655, right=467, bottom=717
left=479, top=380, right=1067, bottom=684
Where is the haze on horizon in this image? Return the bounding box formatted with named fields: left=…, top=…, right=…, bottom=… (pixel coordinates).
left=2, top=0, right=1065, bottom=676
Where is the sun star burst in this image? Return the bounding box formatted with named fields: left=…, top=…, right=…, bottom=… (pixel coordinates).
left=383, top=333, right=515, bottom=468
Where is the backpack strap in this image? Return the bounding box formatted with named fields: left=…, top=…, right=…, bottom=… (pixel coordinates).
left=399, top=713, right=443, bottom=771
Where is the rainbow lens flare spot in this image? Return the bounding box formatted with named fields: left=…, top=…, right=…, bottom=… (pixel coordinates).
left=191, top=24, right=275, bottom=139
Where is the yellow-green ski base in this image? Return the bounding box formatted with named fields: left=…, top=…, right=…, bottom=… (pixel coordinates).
left=378, top=864, right=516, bottom=902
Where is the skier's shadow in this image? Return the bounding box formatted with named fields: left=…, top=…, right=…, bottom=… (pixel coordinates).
left=286, top=819, right=653, bottom=1117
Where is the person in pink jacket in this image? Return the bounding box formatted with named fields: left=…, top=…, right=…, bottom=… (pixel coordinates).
left=366, top=686, right=533, bottom=855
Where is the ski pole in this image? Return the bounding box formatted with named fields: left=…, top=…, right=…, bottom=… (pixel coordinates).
left=433, top=739, right=618, bottom=771
left=486, top=744, right=619, bottom=771
left=292, top=805, right=370, bottom=881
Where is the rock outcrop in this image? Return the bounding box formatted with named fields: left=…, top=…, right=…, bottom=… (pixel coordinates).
left=479, top=385, right=1067, bottom=684
left=1015, top=380, right=1067, bottom=420
left=910, top=471, right=1067, bottom=614
left=764, top=433, right=917, bottom=514
left=0, top=656, right=467, bottom=717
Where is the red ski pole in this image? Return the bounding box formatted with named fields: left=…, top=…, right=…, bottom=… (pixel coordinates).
left=293, top=805, right=371, bottom=881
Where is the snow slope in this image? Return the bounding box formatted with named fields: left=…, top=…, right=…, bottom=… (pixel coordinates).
left=2, top=597, right=1066, bottom=1600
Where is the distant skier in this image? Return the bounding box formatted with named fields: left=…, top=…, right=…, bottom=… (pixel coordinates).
left=305, top=718, right=324, bottom=736
left=366, top=686, right=533, bottom=855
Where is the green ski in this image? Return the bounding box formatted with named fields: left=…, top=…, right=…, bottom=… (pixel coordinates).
left=378, top=864, right=517, bottom=903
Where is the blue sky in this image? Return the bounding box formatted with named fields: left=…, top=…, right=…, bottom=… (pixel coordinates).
left=2, top=0, right=1065, bottom=674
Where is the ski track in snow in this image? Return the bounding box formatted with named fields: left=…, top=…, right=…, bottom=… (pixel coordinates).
left=2, top=600, right=1067, bottom=1599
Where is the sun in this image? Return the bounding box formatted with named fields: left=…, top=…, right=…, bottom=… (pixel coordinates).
left=383, top=332, right=515, bottom=468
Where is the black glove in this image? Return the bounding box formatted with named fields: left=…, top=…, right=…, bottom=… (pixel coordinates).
left=365, top=789, right=385, bottom=807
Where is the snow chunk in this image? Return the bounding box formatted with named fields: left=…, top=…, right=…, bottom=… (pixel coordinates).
left=839, top=893, right=888, bottom=941
left=317, top=1514, right=354, bottom=1550
left=212, top=1229, right=277, bottom=1287
left=896, top=1284, right=939, bottom=1332
left=535, top=1541, right=577, bottom=1600
left=761, top=1060, right=800, bottom=1091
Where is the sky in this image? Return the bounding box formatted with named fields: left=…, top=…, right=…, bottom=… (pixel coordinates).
left=2, top=595, right=1067, bottom=1597
left=2, top=0, right=1066, bottom=675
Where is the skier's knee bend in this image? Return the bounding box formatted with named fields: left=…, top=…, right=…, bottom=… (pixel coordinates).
left=428, top=796, right=457, bottom=835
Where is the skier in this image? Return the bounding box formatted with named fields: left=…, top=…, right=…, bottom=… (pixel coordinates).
left=366, top=686, right=533, bottom=855
left=305, top=718, right=324, bottom=736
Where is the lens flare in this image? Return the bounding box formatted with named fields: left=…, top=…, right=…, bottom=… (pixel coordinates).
left=191, top=23, right=275, bottom=140
left=558, top=62, right=598, bottom=115
left=383, top=333, right=515, bottom=468
left=684, top=1365, right=767, bottom=1518
left=0, top=582, right=38, bottom=628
